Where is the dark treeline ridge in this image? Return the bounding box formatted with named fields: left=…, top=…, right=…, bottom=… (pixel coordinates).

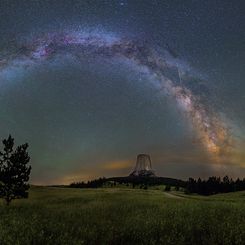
left=70, top=177, right=107, bottom=189
left=69, top=175, right=245, bottom=196
left=186, top=176, right=245, bottom=195
left=69, top=176, right=185, bottom=189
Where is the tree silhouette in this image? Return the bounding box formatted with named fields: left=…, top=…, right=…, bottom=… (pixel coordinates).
left=185, top=176, right=245, bottom=195
left=0, top=135, right=31, bottom=205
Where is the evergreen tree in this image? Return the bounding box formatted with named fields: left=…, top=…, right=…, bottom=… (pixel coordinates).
left=0, top=135, right=31, bottom=205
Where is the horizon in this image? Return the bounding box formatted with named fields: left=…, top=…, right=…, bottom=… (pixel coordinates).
left=33, top=174, right=245, bottom=187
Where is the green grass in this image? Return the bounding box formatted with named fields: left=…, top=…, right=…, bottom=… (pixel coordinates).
left=0, top=186, right=245, bottom=245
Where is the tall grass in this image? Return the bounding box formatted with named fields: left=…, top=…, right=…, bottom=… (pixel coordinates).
left=0, top=186, right=245, bottom=245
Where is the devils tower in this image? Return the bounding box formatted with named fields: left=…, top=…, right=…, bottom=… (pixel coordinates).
left=130, top=154, right=156, bottom=177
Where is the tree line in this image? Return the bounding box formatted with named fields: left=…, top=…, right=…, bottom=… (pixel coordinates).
left=70, top=177, right=107, bottom=188
left=70, top=175, right=245, bottom=196
left=186, top=176, right=245, bottom=195
left=69, top=176, right=186, bottom=189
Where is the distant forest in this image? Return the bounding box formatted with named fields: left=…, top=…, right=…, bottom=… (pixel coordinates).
left=186, top=176, right=245, bottom=195
left=69, top=176, right=245, bottom=196
left=69, top=176, right=185, bottom=189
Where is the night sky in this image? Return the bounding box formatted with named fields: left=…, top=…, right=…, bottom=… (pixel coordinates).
left=0, top=0, right=244, bottom=184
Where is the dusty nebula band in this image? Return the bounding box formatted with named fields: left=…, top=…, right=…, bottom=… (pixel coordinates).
left=0, top=30, right=232, bottom=161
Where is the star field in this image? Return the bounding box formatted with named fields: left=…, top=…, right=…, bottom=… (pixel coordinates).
left=0, top=0, right=244, bottom=184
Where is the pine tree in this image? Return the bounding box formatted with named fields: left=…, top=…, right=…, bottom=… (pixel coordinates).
left=0, top=135, right=31, bottom=205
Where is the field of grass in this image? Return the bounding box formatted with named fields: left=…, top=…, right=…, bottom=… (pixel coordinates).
left=0, top=186, right=245, bottom=245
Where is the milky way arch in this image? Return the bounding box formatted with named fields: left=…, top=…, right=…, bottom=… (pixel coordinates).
left=0, top=30, right=232, bottom=161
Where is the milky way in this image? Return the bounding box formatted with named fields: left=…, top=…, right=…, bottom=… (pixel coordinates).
left=0, top=29, right=233, bottom=162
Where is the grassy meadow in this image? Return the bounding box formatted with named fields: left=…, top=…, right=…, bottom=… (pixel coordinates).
left=0, top=186, right=245, bottom=245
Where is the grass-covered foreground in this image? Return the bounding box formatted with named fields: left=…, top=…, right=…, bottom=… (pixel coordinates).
left=0, top=186, right=245, bottom=245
